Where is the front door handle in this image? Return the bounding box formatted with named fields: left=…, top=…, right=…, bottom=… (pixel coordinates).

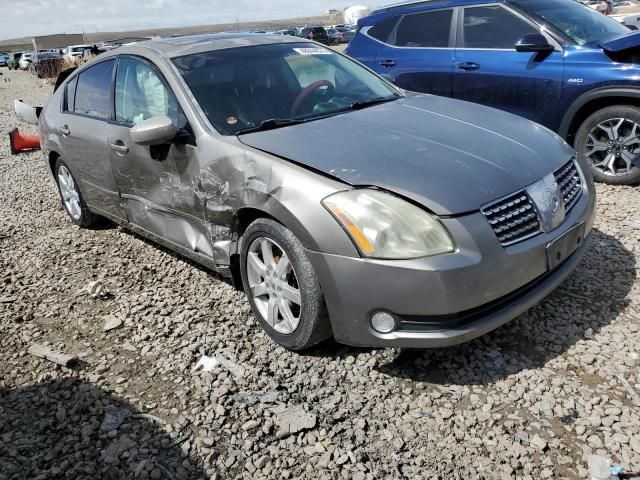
left=59, top=125, right=70, bottom=136
left=379, top=59, right=396, bottom=67
left=109, top=141, right=129, bottom=156
left=457, top=62, right=480, bottom=71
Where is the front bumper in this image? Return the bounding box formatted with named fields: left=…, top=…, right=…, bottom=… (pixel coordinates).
left=307, top=180, right=595, bottom=348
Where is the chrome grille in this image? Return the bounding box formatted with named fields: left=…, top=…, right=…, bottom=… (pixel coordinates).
left=554, top=159, right=582, bottom=212
left=481, top=191, right=541, bottom=246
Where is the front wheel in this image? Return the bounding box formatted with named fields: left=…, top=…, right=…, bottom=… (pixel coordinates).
left=575, top=105, right=640, bottom=185
left=240, top=218, right=331, bottom=350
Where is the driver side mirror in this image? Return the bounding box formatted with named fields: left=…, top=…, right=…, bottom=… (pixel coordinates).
left=515, top=33, right=554, bottom=53
left=130, top=116, right=177, bottom=146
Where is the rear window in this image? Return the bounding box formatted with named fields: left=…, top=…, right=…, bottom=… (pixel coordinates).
left=394, top=9, right=453, bottom=47
left=64, top=76, right=78, bottom=112
left=74, top=59, right=115, bottom=119
left=368, top=16, right=401, bottom=43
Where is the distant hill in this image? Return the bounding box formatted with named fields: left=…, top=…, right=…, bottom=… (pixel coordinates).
left=0, top=15, right=332, bottom=51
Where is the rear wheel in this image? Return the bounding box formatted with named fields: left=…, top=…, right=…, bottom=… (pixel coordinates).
left=54, top=158, right=97, bottom=227
left=575, top=105, right=640, bottom=185
left=240, top=218, right=331, bottom=350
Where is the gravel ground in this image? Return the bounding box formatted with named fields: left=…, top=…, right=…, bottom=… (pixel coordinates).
left=1, top=66, right=640, bottom=480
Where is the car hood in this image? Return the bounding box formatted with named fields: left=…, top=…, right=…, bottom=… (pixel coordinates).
left=597, top=30, right=640, bottom=53
left=238, top=94, right=574, bottom=215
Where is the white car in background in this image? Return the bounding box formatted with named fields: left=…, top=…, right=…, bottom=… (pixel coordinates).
left=18, top=52, right=33, bottom=70
left=63, top=44, right=91, bottom=62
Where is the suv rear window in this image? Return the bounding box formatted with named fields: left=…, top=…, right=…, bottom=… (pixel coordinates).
left=394, top=9, right=453, bottom=48
left=368, top=16, right=400, bottom=43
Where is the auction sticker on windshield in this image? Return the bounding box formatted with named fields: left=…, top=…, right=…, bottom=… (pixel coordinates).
left=293, top=48, right=332, bottom=55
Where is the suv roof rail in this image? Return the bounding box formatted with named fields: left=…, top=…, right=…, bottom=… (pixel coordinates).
left=372, top=0, right=440, bottom=13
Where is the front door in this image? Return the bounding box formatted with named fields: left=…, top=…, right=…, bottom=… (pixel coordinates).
left=452, top=4, right=564, bottom=128
left=106, top=56, right=215, bottom=258
left=376, top=8, right=456, bottom=98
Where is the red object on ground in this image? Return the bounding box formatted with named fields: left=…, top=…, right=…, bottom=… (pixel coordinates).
left=9, top=128, right=41, bottom=154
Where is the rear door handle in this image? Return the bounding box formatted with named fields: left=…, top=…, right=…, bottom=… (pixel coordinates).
left=59, top=125, right=70, bottom=136
left=379, top=59, right=396, bottom=67
left=109, top=141, right=129, bottom=156
left=457, top=62, right=480, bottom=71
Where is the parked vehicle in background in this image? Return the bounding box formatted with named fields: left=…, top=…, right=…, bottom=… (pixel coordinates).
left=29, top=34, right=595, bottom=351
left=18, top=52, right=34, bottom=70
left=0, top=54, right=7, bottom=67
left=7, top=52, right=22, bottom=70
left=348, top=0, right=640, bottom=184
left=326, top=28, right=344, bottom=45
left=298, top=26, right=330, bottom=44
left=29, top=52, right=64, bottom=78
left=621, top=11, right=640, bottom=28
left=63, top=44, right=91, bottom=63
left=333, top=26, right=357, bottom=42
left=587, top=0, right=613, bottom=14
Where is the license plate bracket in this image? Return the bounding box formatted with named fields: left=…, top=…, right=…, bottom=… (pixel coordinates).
left=546, top=222, right=586, bottom=271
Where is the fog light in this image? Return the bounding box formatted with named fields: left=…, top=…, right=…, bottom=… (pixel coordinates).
left=370, top=311, right=396, bottom=334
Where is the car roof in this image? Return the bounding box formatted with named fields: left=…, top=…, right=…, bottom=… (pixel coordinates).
left=138, top=33, right=312, bottom=58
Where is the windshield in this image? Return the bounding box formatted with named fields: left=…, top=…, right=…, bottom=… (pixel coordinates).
left=173, top=43, right=399, bottom=134
left=512, top=0, right=629, bottom=45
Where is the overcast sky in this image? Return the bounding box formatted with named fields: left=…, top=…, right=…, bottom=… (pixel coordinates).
left=0, top=0, right=378, bottom=40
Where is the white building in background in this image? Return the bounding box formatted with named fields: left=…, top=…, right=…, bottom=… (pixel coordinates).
left=344, top=5, right=371, bottom=24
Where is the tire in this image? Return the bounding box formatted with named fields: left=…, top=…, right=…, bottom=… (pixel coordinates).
left=54, top=158, right=97, bottom=227
left=240, top=218, right=332, bottom=351
left=575, top=105, right=640, bottom=185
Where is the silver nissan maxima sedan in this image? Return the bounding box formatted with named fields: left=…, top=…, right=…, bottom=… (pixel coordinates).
left=35, top=34, right=595, bottom=350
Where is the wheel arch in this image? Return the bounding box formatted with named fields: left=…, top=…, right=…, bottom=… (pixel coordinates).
left=229, top=204, right=322, bottom=291
left=560, top=87, right=640, bottom=145
left=48, top=151, right=60, bottom=175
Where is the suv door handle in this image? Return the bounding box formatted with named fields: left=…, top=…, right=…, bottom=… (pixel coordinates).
left=457, top=62, right=480, bottom=71
left=379, top=59, right=396, bottom=67
left=109, top=141, right=129, bottom=156
left=59, top=125, right=70, bottom=136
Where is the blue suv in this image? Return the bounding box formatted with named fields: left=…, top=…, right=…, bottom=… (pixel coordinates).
left=347, top=0, right=640, bottom=184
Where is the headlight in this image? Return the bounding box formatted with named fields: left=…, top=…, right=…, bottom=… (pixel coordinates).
left=322, top=189, right=455, bottom=259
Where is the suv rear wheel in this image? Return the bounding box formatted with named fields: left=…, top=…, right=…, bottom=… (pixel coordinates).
left=575, top=105, right=640, bottom=185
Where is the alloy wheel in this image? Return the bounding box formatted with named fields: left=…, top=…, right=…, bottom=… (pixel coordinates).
left=585, top=117, right=640, bottom=177
left=57, top=165, right=82, bottom=220
left=246, top=236, right=302, bottom=335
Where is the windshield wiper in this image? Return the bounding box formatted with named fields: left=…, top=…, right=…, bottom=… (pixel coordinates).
left=236, top=118, right=305, bottom=135
left=349, top=95, right=399, bottom=110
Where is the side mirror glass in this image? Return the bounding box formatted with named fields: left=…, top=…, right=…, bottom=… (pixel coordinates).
left=130, top=116, right=177, bottom=146
left=515, top=33, right=554, bottom=53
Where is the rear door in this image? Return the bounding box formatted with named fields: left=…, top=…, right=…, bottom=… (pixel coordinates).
left=105, top=55, right=214, bottom=257
left=375, top=8, right=457, bottom=97
left=452, top=4, right=564, bottom=128
left=58, top=58, right=125, bottom=219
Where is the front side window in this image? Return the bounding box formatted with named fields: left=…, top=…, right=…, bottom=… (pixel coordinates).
left=172, top=43, right=399, bottom=135
left=114, top=57, right=182, bottom=126
left=394, top=9, right=453, bottom=48
left=511, top=0, right=629, bottom=45
left=74, top=59, right=115, bottom=119
left=462, top=6, right=538, bottom=49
